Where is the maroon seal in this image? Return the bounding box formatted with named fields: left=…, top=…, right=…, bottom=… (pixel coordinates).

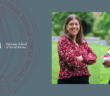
left=0, top=0, right=40, bottom=96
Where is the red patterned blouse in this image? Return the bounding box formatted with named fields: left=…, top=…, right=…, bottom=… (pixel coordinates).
left=58, top=35, right=97, bottom=79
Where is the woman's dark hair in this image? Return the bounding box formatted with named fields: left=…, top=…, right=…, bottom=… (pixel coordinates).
left=64, top=14, right=83, bottom=44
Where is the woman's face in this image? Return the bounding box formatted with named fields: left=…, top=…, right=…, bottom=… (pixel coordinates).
left=66, top=19, right=80, bottom=37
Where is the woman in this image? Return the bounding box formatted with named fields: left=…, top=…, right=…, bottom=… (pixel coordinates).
left=57, top=14, right=97, bottom=84
left=102, top=48, right=110, bottom=68
left=103, top=58, right=110, bottom=84
left=102, top=49, right=110, bottom=84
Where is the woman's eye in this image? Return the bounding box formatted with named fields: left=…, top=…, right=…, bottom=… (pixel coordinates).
left=69, top=23, right=79, bottom=26
left=70, top=23, right=73, bottom=25
left=76, top=23, right=79, bottom=25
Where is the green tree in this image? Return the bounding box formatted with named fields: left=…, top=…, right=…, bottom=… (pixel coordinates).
left=100, top=12, right=110, bottom=40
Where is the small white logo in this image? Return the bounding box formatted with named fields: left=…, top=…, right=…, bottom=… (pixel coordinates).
left=0, top=43, right=1, bottom=48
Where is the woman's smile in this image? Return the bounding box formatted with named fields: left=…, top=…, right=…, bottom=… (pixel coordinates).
left=66, top=19, right=80, bottom=36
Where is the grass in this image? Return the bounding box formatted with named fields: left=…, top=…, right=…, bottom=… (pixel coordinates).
left=52, top=42, right=110, bottom=84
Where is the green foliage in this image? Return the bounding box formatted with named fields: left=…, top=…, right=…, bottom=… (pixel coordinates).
left=86, top=32, right=94, bottom=37
left=92, top=20, right=100, bottom=36
left=52, top=30, right=57, bottom=36
left=100, top=12, right=110, bottom=40
left=52, top=12, right=96, bottom=36
left=105, top=29, right=110, bottom=44
left=100, top=30, right=106, bottom=40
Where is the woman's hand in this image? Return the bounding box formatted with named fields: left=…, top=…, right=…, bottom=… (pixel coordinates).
left=104, top=59, right=110, bottom=67
left=76, top=56, right=83, bottom=61
left=66, top=63, right=88, bottom=70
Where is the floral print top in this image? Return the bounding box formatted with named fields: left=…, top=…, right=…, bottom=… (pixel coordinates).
left=58, top=35, right=97, bottom=79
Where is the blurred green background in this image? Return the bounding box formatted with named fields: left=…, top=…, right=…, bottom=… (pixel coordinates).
left=52, top=12, right=99, bottom=37
left=100, top=12, right=110, bottom=44
left=100, top=12, right=110, bottom=84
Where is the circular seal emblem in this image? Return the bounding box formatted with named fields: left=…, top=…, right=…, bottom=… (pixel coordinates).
left=0, top=0, right=40, bottom=96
